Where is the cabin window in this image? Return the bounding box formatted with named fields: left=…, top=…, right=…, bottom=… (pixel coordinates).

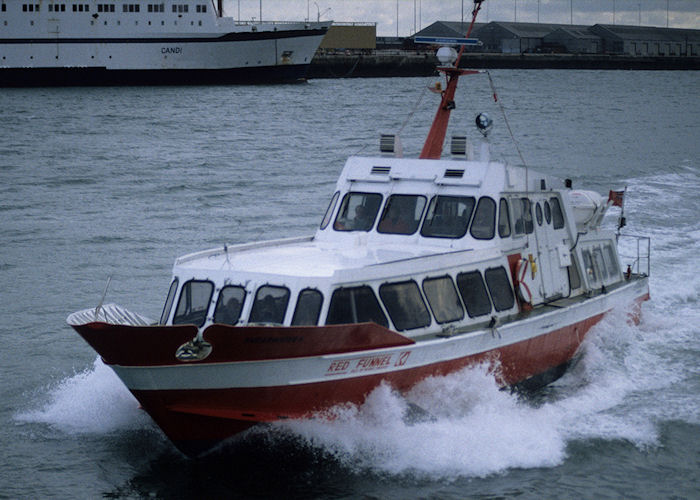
left=377, top=194, right=426, bottom=235
left=213, top=285, right=246, bottom=325
left=421, top=195, right=475, bottom=239
left=470, top=197, right=496, bottom=240
left=291, top=288, right=323, bottom=326
left=498, top=198, right=511, bottom=238
left=593, top=248, right=609, bottom=280
left=333, top=192, right=382, bottom=232
left=582, top=250, right=596, bottom=282
left=513, top=198, right=534, bottom=235
left=550, top=197, right=565, bottom=229
left=160, top=278, right=179, bottom=325
left=603, top=244, right=619, bottom=276
left=379, top=281, right=431, bottom=331
left=326, top=286, right=388, bottom=327
left=535, top=202, right=543, bottom=226
left=320, top=191, right=340, bottom=230
left=484, top=267, right=515, bottom=311
left=568, top=261, right=582, bottom=290
left=172, top=280, right=214, bottom=326
left=544, top=201, right=552, bottom=224
left=249, top=285, right=290, bottom=325
left=456, top=271, right=492, bottom=318
left=422, top=276, right=464, bottom=324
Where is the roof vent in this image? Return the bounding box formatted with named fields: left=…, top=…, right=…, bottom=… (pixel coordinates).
left=380, top=134, right=403, bottom=157
left=444, top=169, right=465, bottom=178
left=371, top=166, right=391, bottom=175
left=450, top=135, right=467, bottom=156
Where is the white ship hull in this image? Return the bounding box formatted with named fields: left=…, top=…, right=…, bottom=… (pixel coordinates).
left=0, top=2, right=329, bottom=85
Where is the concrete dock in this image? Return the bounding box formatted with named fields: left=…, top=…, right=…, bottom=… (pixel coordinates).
left=308, top=51, right=700, bottom=78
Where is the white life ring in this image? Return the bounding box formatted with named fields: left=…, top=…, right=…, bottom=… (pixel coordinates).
left=515, top=258, right=533, bottom=305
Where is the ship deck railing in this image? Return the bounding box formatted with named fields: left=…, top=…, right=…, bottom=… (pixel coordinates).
left=618, top=233, right=651, bottom=277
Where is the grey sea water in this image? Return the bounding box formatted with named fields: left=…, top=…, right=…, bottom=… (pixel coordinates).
left=1, top=71, right=699, bottom=499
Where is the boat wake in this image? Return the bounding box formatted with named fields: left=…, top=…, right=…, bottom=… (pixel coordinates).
left=272, top=304, right=696, bottom=479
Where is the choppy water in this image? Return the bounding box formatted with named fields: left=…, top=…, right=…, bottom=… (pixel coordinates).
left=1, top=71, right=699, bottom=499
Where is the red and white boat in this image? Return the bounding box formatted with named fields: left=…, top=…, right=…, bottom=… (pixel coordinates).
left=68, top=2, right=650, bottom=457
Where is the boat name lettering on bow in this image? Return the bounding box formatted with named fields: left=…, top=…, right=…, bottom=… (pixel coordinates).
left=355, top=354, right=392, bottom=371
left=161, top=47, right=182, bottom=54
left=327, top=360, right=351, bottom=373
left=326, top=351, right=412, bottom=376
left=395, top=351, right=411, bottom=366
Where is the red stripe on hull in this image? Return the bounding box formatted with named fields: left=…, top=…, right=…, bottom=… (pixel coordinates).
left=130, top=312, right=606, bottom=455
left=72, top=322, right=414, bottom=366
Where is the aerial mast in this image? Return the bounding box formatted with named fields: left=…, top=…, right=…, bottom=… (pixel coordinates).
left=418, top=0, right=485, bottom=160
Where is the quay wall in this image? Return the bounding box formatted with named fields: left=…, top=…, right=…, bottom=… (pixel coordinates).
left=308, top=52, right=700, bottom=78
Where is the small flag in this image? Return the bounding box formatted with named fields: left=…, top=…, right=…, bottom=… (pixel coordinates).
left=608, top=190, right=625, bottom=208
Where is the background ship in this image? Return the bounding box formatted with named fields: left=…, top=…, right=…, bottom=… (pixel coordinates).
left=0, top=0, right=329, bottom=86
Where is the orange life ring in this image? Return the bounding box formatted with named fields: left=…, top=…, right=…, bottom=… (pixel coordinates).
left=515, top=258, right=533, bottom=305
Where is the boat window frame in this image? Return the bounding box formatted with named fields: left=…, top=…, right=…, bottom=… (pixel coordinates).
left=593, top=247, right=609, bottom=281
left=325, top=285, right=389, bottom=328
left=544, top=200, right=552, bottom=224
left=291, top=288, right=324, bottom=326
left=420, top=195, right=475, bottom=239
left=535, top=202, right=543, bottom=226
left=172, top=279, right=214, bottom=327
left=333, top=191, right=383, bottom=232
left=512, top=197, right=534, bottom=235
left=248, top=285, right=291, bottom=325
left=470, top=196, right=497, bottom=240
left=378, top=280, right=432, bottom=331
left=376, top=194, right=427, bottom=235
left=160, top=278, right=179, bottom=325
left=498, top=198, right=511, bottom=238
left=568, top=260, right=582, bottom=290
left=550, top=196, right=565, bottom=230
left=456, top=270, right=493, bottom=318
left=582, top=249, right=597, bottom=283
left=320, top=191, right=340, bottom=230
left=603, top=244, right=619, bottom=276
left=422, top=275, right=465, bottom=324
left=484, top=266, right=515, bottom=312
left=213, top=284, right=247, bottom=326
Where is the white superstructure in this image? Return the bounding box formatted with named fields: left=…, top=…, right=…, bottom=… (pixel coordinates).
left=0, top=1, right=330, bottom=85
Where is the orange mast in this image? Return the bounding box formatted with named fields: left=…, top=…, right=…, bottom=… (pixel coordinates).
left=419, top=0, right=485, bottom=160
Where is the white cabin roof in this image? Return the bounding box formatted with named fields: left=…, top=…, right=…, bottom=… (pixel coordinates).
left=172, top=154, right=568, bottom=284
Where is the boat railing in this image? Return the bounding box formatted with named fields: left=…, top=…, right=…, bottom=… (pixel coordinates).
left=67, top=303, right=153, bottom=326
left=618, top=233, right=651, bottom=277
left=175, top=235, right=314, bottom=266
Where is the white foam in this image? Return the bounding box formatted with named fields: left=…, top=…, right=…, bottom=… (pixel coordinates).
left=275, top=288, right=698, bottom=479
left=17, top=357, right=150, bottom=434
left=279, top=365, right=567, bottom=479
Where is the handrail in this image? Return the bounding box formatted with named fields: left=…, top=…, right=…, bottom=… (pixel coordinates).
left=617, top=233, right=651, bottom=277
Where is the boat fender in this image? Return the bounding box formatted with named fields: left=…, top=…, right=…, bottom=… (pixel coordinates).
left=515, top=258, right=533, bottom=305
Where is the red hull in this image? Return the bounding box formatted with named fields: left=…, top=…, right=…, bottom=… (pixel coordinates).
left=128, top=313, right=605, bottom=455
